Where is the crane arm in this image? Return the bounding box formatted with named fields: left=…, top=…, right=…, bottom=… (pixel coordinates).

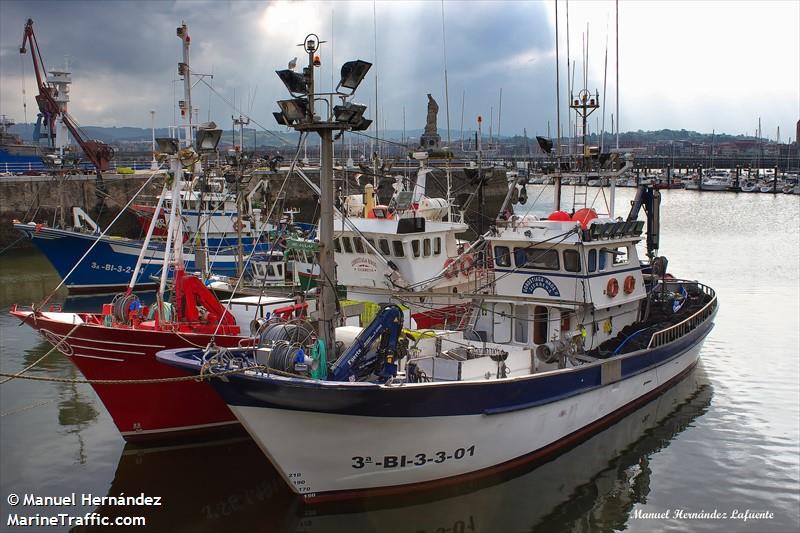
left=19, top=18, right=114, bottom=172
left=330, top=304, right=405, bottom=382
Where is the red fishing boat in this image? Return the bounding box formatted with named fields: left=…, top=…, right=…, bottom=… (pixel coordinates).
left=10, top=272, right=244, bottom=442
left=9, top=21, right=293, bottom=443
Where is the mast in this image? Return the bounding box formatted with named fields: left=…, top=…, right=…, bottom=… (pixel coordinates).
left=565, top=0, right=571, bottom=160
left=273, top=33, right=372, bottom=354
left=177, top=23, right=192, bottom=147
left=554, top=0, right=563, bottom=210
left=615, top=0, right=619, bottom=149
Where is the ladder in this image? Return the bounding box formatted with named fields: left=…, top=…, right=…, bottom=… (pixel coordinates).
left=457, top=303, right=478, bottom=331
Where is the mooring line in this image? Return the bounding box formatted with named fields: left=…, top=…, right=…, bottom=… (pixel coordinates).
left=0, top=322, right=83, bottom=385
left=0, top=364, right=271, bottom=385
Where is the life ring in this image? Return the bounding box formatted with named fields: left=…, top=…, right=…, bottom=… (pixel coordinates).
left=460, top=253, right=475, bottom=276
left=623, top=275, right=636, bottom=294
left=231, top=217, right=244, bottom=231
left=606, top=277, right=619, bottom=297
left=443, top=258, right=457, bottom=279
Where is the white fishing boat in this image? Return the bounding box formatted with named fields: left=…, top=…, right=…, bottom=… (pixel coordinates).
left=159, top=178, right=717, bottom=501
left=157, top=31, right=716, bottom=503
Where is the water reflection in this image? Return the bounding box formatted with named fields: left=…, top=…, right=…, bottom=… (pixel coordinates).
left=73, top=366, right=712, bottom=533
left=14, top=331, right=100, bottom=463
left=70, top=438, right=292, bottom=533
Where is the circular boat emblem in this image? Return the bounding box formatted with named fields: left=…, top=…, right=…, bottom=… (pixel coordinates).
left=40, top=329, right=74, bottom=356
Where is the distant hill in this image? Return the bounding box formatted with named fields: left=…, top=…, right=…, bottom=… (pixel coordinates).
left=8, top=123, right=776, bottom=148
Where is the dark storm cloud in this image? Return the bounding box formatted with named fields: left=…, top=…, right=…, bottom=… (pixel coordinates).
left=0, top=0, right=560, bottom=135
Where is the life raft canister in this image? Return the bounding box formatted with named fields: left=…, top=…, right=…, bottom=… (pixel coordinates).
left=607, top=277, right=619, bottom=297
left=460, top=254, right=475, bottom=276
left=623, top=275, right=636, bottom=294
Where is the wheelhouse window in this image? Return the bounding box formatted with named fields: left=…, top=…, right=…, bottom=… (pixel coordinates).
left=611, top=246, right=629, bottom=265
left=434, top=237, right=442, bottom=255
left=494, top=246, right=511, bottom=267
left=514, top=247, right=560, bottom=270
left=392, top=240, right=405, bottom=257
left=342, top=237, right=354, bottom=254
left=366, top=238, right=376, bottom=249
left=423, top=238, right=431, bottom=257
left=379, top=239, right=391, bottom=255
left=353, top=237, right=365, bottom=254
left=334, top=238, right=342, bottom=253
left=411, top=239, right=421, bottom=258
left=563, top=249, right=581, bottom=272
left=587, top=249, right=596, bottom=272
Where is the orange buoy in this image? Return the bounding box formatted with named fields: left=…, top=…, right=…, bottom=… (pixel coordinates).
left=607, top=277, right=619, bottom=297
left=572, top=208, right=598, bottom=229
left=623, top=275, right=636, bottom=294
left=547, top=210, right=571, bottom=221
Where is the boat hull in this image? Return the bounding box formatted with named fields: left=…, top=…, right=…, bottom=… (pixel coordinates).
left=11, top=310, right=244, bottom=443
left=14, top=224, right=263, bottom=293
left=169, top=309, right=714, bottom=500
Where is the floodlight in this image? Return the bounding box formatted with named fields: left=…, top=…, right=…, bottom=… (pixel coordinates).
left=337, top=60, right=372, bottom=93
left=350, top=117, right=372, bottom=132
left=333, top=103, right=367, bottom=125
left=195, top=127, right=222, bottom=152
left=155, top=137, right=179, bottom=155
left=273, top=111, right=291, bottom=126
left=276, top=69, right=309, bottom=95
left=277, top=98, right=309, bottom=122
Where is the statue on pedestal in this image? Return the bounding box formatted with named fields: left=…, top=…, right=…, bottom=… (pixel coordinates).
left=420, top=93, right=441, bottom=150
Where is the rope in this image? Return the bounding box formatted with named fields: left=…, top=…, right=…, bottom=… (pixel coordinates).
left=0, top=364, right=267, bottom=385
left=209, top=132, right=306, bottom=339
left=0, top=322, right=82, bottom=385
left=0, top=235, right=26, bottom=256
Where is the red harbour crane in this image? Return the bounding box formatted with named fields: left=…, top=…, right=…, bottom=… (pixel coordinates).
left=20, top=18, right=114, bottom=172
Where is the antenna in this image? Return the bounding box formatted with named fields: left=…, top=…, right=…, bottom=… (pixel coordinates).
left=441, top=0, right=451, bottom=148
left=460, top=89, right=465, bottom=151
left=497, top=87, right=503, bottom=142
left=601, top=20, right=608, bottom=153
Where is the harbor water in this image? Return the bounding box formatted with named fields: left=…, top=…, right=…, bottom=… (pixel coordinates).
left=0, top=188, right=798, bottom=532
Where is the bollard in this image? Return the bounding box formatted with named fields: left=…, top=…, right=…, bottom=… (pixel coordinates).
left=773, top=165, right=779, bottom=194
left=698, top=165, right=703, bottom=191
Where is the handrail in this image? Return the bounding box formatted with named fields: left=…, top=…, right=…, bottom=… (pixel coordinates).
left=647, top=280, right=717, bottom=349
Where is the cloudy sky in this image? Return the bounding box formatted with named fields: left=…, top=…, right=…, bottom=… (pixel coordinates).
left=0, top=0, right=797, bottom=142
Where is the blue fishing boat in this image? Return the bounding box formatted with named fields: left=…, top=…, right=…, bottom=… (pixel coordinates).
left=13, top=222, right=268, bottom=293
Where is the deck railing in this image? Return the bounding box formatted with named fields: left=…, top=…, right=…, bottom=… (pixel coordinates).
left=647, top=281, right=717, bottom=349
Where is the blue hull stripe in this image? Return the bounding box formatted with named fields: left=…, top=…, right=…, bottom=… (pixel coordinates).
left=163, top=313, right=714, bottom=418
